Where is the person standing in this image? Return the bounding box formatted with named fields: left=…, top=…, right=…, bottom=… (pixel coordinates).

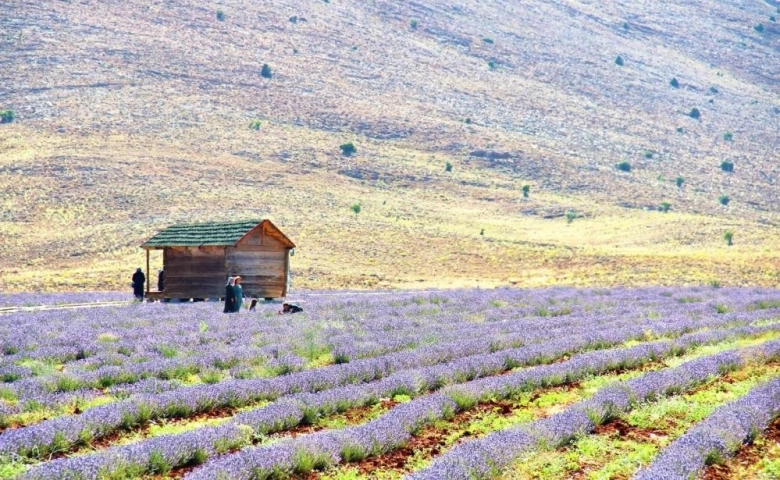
left=223, top=277, right=236, bottom=313
left=157, top=269, right=165, bottom=292
left=132, top=268, right=145, bottom=300
left=233, top=276, right=244, bottom=312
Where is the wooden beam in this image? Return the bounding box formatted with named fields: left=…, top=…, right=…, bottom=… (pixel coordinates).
left=146, top=249, right=150, bottom=294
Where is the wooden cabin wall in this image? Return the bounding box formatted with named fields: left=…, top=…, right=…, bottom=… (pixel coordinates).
left=229, top=224, right=289, bottom=298
left=164, top=246, right=227, bottom=298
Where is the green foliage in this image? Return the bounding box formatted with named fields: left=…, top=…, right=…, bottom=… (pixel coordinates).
left=720, top=161, right=734, bottom=172
left=670, top=77, right=679, bottom=88
left=723, top=131, right=733, bottom=141
left=622, top=22, right=630, bottom=30
left=718, top=195, right=731, bottom=206
left=216, top=10, right=225, bottom=21
left=260, top=64, right=272, bottom=79
left=339, top=142, right=356, bottom=156
left=157, top=345, right=178, bottom=358
left=479, top=228, right=484, bottom=236
left=723, top=230, right=734, bottom=246
left=709, top=86, right=719, bottom=94
left=715, top=304, right=729, bottom=314
left=249, top=120, right=262, bottom=131
left=445, top=161, right=452, bottom=172
left=754, top=23, right=765, bottom=33
left=675, top=176, right=685, bottom=187
left=482, top=37, right=494, bottom=44
left=614, top=55, right=624, bottom=66
left=0, top=109, right=14, bottom=124
left=350, top=204, right=361, bottom=215
left=148, top=451, right=172, bottom=475
left=565, top=210, right=579, bottom=224
left=676, top=126, right=684, bottom=133
left=689, top=107, right=701, bottom=119
left=659, top=202, right=671, bottom=213
left=770, top=16, right=777, bottom=22
left=464, top=117, right=472, bottom=124
left=487, top=60, right=497, bottom=70
left=644, top=150, right=653, bottom=159
left=522, top=185, right=530, bottom=198
left=410, top=19, right=418, bottom=29
left=616, top=161, right=631, bottom=172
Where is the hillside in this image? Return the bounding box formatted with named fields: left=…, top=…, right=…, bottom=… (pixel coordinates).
left=1, top=0, right=779, bottom=292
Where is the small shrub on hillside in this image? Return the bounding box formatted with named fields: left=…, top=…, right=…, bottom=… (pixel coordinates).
left=410, top=19, right=418, bottom=29
left=216, top=10, right=225, bottom=21
left=754, top=23, right=765, bottom=33
left=615, top=55, right=624, bottom=66
left=723, top=230, right=734, bottom=246
left=670, top=78, right=679, bottom=88
left=720, top=161, right=734, bottom=172
left=249, top=120, right=262, bottom=130
left=445, top=162, right=452, bottom=172
left=723, top=131, right=733, bottom=141
left=482, top=37, right=494, bottom=44
left=340, top=142, right=357, bottom=156
left=487, top=60, right=497, bottom=70
left=644, top=150, right=654, bottom=159
left=622, top=22, right=630, bottom=30
left=676, top=176, right=685, bottom=187
left=770, top=16, right=776, bottom=22
left=522, top=185, right=530, bottom=198
left=0, top=109, right=14, bottom=123
left=480, top=228, right=484, bottom=236
left=464, top=118, right=472, bottom=124
left=660, top=202, right=671, bottom=213
left=718, top=195, right=731, bottom=206
left=261, top=64, right=272, bottom=79
left=616, top=161, right=631, bottom=172
left=565, top=210, right=579, bottom=224
left=709, top=86, right=719, bottom=94
left=289, top=16, right=298, bottom=23
left=351, top=204, right=361, bottom=215
left=689, top=107, right=701, bottom=119
left=676, top=127, right=684, bottom=133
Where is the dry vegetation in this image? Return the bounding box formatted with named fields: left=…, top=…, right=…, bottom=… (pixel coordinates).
left=0, top=0, right=778, bottom=291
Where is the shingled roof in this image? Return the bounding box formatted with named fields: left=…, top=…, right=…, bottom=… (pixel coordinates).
left=141, top=220, right=267, bottom=248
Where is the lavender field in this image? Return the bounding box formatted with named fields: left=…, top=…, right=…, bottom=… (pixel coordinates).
left=1, top=288, right=780, bottom=479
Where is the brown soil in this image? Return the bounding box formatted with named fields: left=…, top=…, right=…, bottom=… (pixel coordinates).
left=593, top=417, right=668, bottom=443
left=700, top=416, right=780, bottom=480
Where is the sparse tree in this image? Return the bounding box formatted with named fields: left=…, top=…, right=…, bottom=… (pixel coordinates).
left=216, top=10, right=225, bottom=21
left=445, top=162, right=453, bottom=172
left=660, top=202, right=671, bottom=213
left=522, top=185, right=530, bottom=198
left=0, top=109, right=14, bottom=124
left=487, top=60, right=497, bottom=70
left=676, top=127, right=684, bottom=133
left=754, top=23, right=765, bottom=33
left=340, top=142, right=357, bottom=156
left=720, top=161, right=734, bottom=172
left=351, top=204, right=361, bottom=215
left=616, top=162, right=631, bottom=172
left=689, top=107, right=701, bottom=119
left=565, top=210, right=579, bottom=224
left=410, top=19, right=418, bottom=29
left=261, top=64, right=272, bottom=79
left=480, top=228, right=484, bottom=236
left=676, top=176, right=685, bottom=188
left=723, top=131, right=733, bottom=141
left=482, top=37, right=494, bottom=44
left=644, top=151, right=654, bottom=159
left=719, top=195, right=731, bottom=206
left=670, top=78, right=680, bottom=88
left=615, top=55, right=624, bottom=66
left=724, top=230, right=734, bottom=246
left=249, top=120, right=262, bottom=130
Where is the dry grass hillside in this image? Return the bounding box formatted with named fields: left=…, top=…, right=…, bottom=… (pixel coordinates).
left=1, top=0, right=779, bottom=292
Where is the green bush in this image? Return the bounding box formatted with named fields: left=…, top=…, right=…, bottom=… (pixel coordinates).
left=522, top=185, right=530, bottom=198
left=754, top=23, right=764, bottom=33
left=445, top=162, right=453, bottom=172
left=482, top=37, right=494, bottom=44
left=249, top=120, right=261, bottom=130
left=0, top=109, right=14, bottom=124
left=689, top=108, right=701, bottom=119
left=676, top=127, right=684, bottom=133
left=670, top=78, right=679, bottom=88
left=487, top=60, right=497, bottom=70
left=660, top=202, right=671, bottom=213
left=644, top=150, right=654, bottom=159
left=340, top=142, right=357, bottom=156
left=616, top=162, right=631, bottom=172
left=720, top=161, right=734, bottom=172
left=709, top=87, right=719, bottom=94
left=718, top=195, right=730, bottom=206
left=216, top=10, right=225, bottom=21
left=676, top=176, right=685, bottom=187
left=565, top=210, right=579, bottom=224
left=410, top=19, right=418, bottom=29
left=350, top=204, right=361, bottom=215
left=723, top=230, right=734, bottom=246
left=615, top=55, right=624, bottom=66
left=261, top=64, right=272, bottom=79
left=770, top=16, right=776, bottom=22
left=480, top=228, right=484, bottom=236
left=723, top=131, right=733, bottom=141
left=464, top=118, right=472, bottom=124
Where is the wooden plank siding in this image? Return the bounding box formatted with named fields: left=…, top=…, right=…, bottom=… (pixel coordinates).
left=226, top=246, right=287, bottom=299
left=163, top=246, right=227, bottom=298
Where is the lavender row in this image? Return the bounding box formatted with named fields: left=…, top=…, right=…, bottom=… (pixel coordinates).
left=0, top=298, right=694, bottom=451
left=407, top=339, right=780, bottom=480
left=21, top=315, right=746, bottom=478
left=634, top=376, right=780, bottom=479
left=180, top=332, right=780, bottom=479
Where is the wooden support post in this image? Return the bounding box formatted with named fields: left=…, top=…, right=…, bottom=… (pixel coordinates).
left=146, top=249, right=150, bottom=295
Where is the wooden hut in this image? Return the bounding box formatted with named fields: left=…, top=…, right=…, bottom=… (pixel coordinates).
left=140, top=219, right=295, bottom=301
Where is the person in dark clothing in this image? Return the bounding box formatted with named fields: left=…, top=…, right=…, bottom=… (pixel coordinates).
left=279, top=302, right=303, bottom=314
left=131, top=268, right=145, bottom=300
left=249, top=298, right=258, bottom=312
left=157, top=269, right=165, bottom=292
left=232, top=276, right=244, bottom=312
left=223, top=277, right=236, bottom=313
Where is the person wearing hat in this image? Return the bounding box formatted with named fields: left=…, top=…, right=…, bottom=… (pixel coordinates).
left=131, top=268, right=145, bottom=300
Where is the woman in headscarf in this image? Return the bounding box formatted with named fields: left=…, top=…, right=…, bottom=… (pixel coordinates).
left=223, top=277, right=236, bottom=313
left=232, top=276, right=243, bottom=312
